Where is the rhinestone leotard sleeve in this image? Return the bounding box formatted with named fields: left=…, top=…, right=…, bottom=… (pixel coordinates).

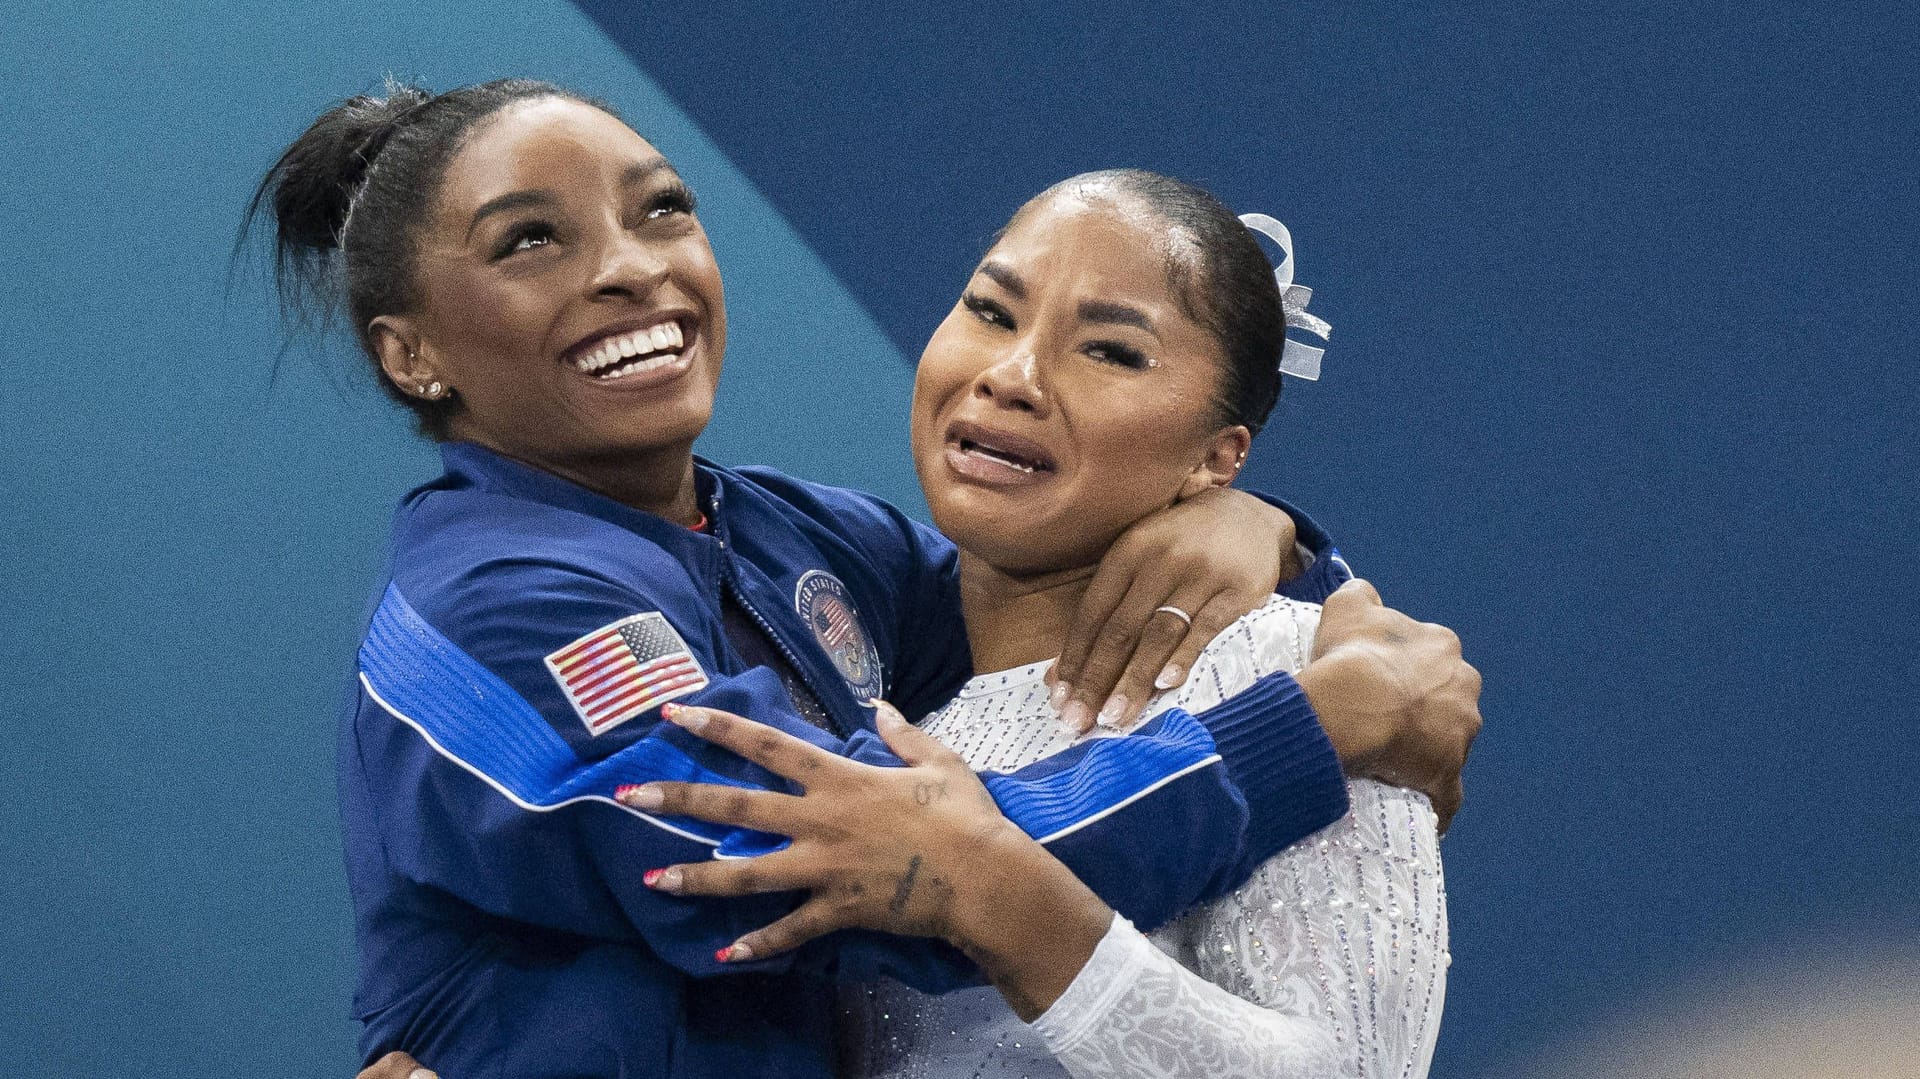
left=838, top=598, right=1449, bottom=1078
left=1030, top=777, right=1448, bottom=1078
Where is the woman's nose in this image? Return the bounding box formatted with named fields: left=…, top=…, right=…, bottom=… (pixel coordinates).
left=974, top=349, right=1047, bottom=415
left=588, top=234, right=669, bottom=299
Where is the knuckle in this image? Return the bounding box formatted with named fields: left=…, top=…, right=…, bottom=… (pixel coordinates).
left=1139, top=618, right=1184, bottom=650
left=805, top=904, right=849, bottom=937
left=668, top=863, right=708, bottom=893
left=1095, top=621, right=1139, bottom=652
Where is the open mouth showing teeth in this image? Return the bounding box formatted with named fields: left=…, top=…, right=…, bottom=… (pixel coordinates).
left=958, top=438, right=1052, bottom=474
left=572, top=321, right=686, bottom=380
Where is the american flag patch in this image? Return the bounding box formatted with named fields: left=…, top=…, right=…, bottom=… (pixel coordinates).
left=544, top=613, right=709, bottom=736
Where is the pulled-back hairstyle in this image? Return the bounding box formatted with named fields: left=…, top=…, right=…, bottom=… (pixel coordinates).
left=1009, top=169, right=1291, bottom=439
left=242, top=77, right=612, bottom=436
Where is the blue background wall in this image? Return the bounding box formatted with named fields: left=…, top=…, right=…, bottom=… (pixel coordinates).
left=3, top=2, right=1915, bottom=1075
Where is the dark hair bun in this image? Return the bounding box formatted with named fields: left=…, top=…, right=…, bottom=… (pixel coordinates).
left=263, top=84, right=434, bottom=254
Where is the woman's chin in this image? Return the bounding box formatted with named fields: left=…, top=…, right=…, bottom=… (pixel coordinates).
left=935, top=507, right=1096, bottom=580
left=593, top=386, right=716, bottom=452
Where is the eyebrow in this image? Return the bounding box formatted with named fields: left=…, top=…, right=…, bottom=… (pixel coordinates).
left=979, top=259, right=1158, bottom=336
left=976, top=260, right=1026, bottom=299
left=467, top=189, right=554, bottom=241
left=465, top=158, right=677, bottom=241
left=1077, top=299, right=1156, bottom=335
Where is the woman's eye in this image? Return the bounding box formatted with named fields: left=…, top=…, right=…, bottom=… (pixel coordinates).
left=494, top=223, right=556, bottom=259
left=962, top=292, right=1014, bottom=329
left=1086, top=341, right=1154, bottom=370
left=645, top=185, right=697, bottom=220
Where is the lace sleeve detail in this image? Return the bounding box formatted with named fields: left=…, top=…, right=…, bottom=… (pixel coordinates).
left=1184, top=780, right=1449, bottom=1078
left=1031, top=912, right=1343, bottom=1078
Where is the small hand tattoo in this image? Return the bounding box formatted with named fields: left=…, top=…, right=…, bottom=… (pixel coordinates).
left=889, top=854, right=923, bottom=914
left=912, top=778, right=950, bottom=806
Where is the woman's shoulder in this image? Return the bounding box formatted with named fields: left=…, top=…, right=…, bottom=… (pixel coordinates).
left=1202, top=595, right=1323, bottom=678
left=1145, top=597, right=1322, bottom=717
left=384, top=482, right=709, bottom=644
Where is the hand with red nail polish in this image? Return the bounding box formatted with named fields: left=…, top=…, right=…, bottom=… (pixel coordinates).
left=616, top=701, right=1111, bottom=1016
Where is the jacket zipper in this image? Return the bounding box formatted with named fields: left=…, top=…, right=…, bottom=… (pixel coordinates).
left=711, top=501, right=849, bottom=739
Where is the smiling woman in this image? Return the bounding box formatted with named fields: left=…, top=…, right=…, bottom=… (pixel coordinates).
left=247, top=78, right=1478, bottom=1077
left=363, top=97, right=725, bottom=518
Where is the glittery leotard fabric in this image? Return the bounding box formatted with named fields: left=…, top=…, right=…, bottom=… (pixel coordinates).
left=835, top=596, right=1449, bottom=1078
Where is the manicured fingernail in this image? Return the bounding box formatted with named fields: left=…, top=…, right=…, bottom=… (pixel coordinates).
left=618, top=783, right=664, bottom=809
left=1154, top=664, right=1184, bottom=690
left=410, top=1069, right=439, bottom=1079
left=662, top=703, right=706, bottom=730
left=642, top=868, right=664, bottom=887
left=716, top=940, right=752, bottom=963
left=1097, top=694, right=1129, bottom=728
left=645, top=867, right=682, bottom=892
left=1048, top=682, right=1072, bottom=712
left=1060, top=699, right=1091, bottom=732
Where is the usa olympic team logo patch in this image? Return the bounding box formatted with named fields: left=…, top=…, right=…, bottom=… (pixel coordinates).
left=794, top=570, right=883, bottom=700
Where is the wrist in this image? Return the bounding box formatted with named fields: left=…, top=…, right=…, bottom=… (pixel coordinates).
left=941, top=823, right=1093, bottom=946
left=1296, top=651, right=1393, bottom=768
left=942, top=825, right=1110, bottom=1020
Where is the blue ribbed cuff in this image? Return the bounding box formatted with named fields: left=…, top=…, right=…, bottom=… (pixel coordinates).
left=1199, top=670, right=1349, bottom=869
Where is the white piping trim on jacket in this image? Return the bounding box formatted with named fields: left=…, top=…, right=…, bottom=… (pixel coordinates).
left=1032, top=753, right=1224, bottom=846
left=359, top=671, right=721, bottom=848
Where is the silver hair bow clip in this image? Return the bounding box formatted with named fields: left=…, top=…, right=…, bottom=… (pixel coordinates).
left=1239, top=213, right=1331, bottom=381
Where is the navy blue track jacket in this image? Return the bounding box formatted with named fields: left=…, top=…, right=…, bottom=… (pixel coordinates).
left=342, top=442, right=1353, bottom=1076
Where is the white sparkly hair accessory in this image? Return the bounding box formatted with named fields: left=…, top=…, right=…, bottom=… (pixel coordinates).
left=1239, top=213, right=1331, bottom=381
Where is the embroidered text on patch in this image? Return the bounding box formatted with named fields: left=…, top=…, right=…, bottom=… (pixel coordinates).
left=794, top=570, right=883, bottom=700
left=544, top=613, right=709, bottom=735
